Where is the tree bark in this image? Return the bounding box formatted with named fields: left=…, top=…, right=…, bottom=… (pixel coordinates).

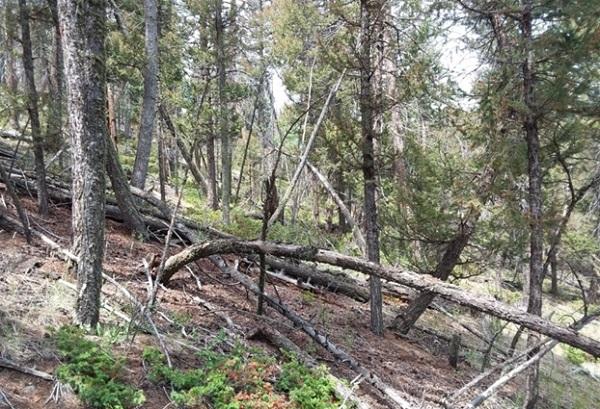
left=521, top=1, right=543, bottom=407
left=131, top=0, right=159, bottom=189
left=58, top=0, right=107, bottom=328
left=359, top=0, right=383, bottom=336
left=391, top=211, right=480, bottom=333
left=46, top=0, right=64, bottom=153
left=105, top=134, right=147, bottom=238
left=18, top=0, right=49, bottom=216
left=215, top=0, right=230, bottom=223
left=5, top=1, right=20, bottom=128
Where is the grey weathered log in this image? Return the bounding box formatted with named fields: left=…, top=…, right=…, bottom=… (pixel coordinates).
left=0, top=357, right=53, bottom=381
left=162, top=239, right=600, bottom=357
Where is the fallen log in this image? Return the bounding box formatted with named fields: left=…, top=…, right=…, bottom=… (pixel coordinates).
left=464, top=311, right=600, bottom=408
left=162, top=239, right=600, bottom=357
left=0, top=357, right=53, bottom=381
left=128, top=185, right=374, bottom=302
left=209, top=256, right=415, bottom=409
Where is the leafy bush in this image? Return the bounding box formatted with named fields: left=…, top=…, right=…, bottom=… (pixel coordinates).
left=53, top=326, right=145, bottom=409
left=565, top=345, right=591, bottom=366
left=144, top=343, right=341, bottom=409
left=276, top=357, right=338, bottom=409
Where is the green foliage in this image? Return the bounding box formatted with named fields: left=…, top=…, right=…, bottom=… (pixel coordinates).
left=53, top=326, right=145, bottom=409
left=144, top=342, right=340, bottom=409
left=565, top=346, right=592, bottom=366
left=276, top=357, right=338, bottom=409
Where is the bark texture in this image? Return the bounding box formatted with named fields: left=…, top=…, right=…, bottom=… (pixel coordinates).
left=58, top=0, right=107, bottom=327
left=359, top=0, right=383, bottom=336
left=46, top=0, right=64, bottom=152
left=106, top=135, right=147, bottom=238
left=131, top=0, right=159, bottom=189
left=215, top=0, right=230, bottom=223
left=521, top=1, right=543, bottom=407
left=18, top=0, right=49, bottom=216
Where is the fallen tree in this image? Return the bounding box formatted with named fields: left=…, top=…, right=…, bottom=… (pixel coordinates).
left=162, top=239, right=600, bottom=357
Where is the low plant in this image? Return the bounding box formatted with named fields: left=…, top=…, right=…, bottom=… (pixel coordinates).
left=564, top=345, right=591, bottom=366
left=52, top=325, right=145, bottom=409
left=276, top=356, right=339, bottom=409
left=144, top=342, right=341, bottom=409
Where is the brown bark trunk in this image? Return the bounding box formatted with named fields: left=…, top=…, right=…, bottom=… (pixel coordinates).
left=105, top=134, right=148, bottom=239
left=215, top=0, right=230, bottom=223
left=46, top=0, right=64, bottom=153
left=521, top=1, right=543, bottom=407
left=18, top=0, right=49, bottom=216
left=131, top=0, right=159, bottom=189
left=392, top=213, right=479, bottom=333
left=359, top=0, right=383, bottom=336
left=5, top=2, right=20, bottom=128
left=59, top=0, right=107, bottom=328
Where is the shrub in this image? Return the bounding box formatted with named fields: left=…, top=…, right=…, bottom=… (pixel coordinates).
left=53, top=326, right=145, bottom=409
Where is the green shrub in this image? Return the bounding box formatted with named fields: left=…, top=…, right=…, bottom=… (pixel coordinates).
left=565, top=345, right=591, bottom=366
left=144, top=343, right=341, bottom=409
left=276, top=357, right=338, bottom=409
left=53, top=326, right=145, bottom=409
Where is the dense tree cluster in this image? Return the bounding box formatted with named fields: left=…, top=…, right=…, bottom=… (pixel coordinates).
left=0, top=0, right=599, bottom=407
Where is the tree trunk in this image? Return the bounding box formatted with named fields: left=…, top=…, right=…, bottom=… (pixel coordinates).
left=46, top=0, right=64, bottom=153
left=18, top=0, right=49, bottom=216
left=58, top=0, right=107, bottom=328
left=392, top=211, right=480, bottom=333
left=359, top=0, right=383, bottom=336
left=105, top=134, right=147, bottom=239
left=206, top=108, right=219, bottom=209
left=131, top=0, right=159, bottom=189
left=550, top=250, right=558, bottom=295
left=215, top=0, right=230, bottom=223
left=4, top=2, right=20, bottom=128
left=521, top=1, right=543, bottom=407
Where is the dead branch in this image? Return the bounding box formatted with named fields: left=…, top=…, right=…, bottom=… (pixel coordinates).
left=268, top=70, right=347, bottom=226
left=0, top=357, right=53, bottom=381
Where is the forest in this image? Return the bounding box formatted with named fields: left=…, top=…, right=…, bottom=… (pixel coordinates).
left=0, top=0, right=599, bottom=408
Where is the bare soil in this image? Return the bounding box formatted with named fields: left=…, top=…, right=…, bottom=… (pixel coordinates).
left=0, top=197, right=518, bottom=409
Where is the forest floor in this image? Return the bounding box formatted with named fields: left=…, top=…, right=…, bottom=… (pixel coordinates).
left=0, top=196, right=598, bottom=409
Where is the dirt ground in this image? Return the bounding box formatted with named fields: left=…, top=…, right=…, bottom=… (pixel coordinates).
left=0, top=198, right=522, bottom=409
